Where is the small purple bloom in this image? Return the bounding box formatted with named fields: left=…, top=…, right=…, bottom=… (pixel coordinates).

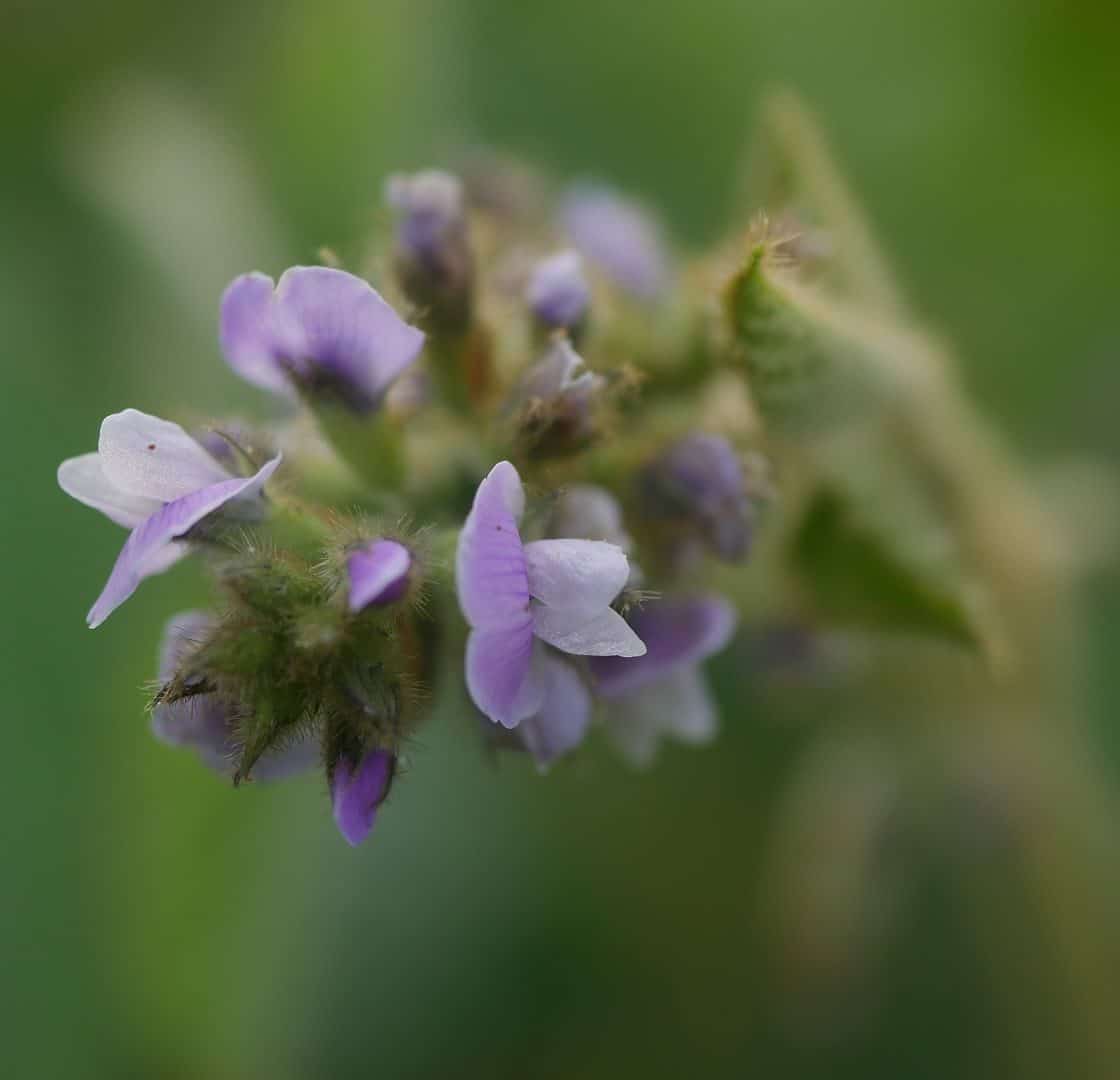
left=590, top=596, right=737, bottom=767
left=347, top=539, right=412, bottom=611
left=640, top=433, right=754, bottom=563
left=560, top=183, right=670, bottom=300
left=58, top=409, right=281, bottom=627
left=152, top=611, right=318, bottom=780
left=526, top=250, right=590, bottom=329
left=220, top=266, right=425, bottom=413
left=331, top=749, right=394, bottom=846
left=456, top=461, right=645, bottom=730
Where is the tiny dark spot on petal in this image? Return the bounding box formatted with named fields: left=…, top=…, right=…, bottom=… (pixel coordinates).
left=147, top=443, right=157, bottom=451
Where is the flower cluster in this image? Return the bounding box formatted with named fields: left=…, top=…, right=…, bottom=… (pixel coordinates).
left=59, top=163, right=771, bottom=847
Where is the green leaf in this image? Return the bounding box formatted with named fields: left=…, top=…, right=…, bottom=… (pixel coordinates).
left=790, top=428, right=994, bottom=650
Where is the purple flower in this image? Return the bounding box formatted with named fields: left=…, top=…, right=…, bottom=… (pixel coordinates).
left=58, top=409, right=281, bottom=627
left=152, top=611, right=318, bottom=780
left=560, top=183, right=670, bottom=300
left=590, top=596, right=737, bottom=767
left=456, top=461, right=645, bottom=730
left=331, top=749, right=394, bottom=846
left=640, top=433, right=754, bottom=563
left=347, top=539, right=412, bottom=611
left=220, top=266, right=425, bottom=413
left=526, top=250, right=590, bottom=329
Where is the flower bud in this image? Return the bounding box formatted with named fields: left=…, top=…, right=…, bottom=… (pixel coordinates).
left=331, top=749, right=395, bottom=846
left=526, top=250, right=589, bottom=331
left=385, top=170, right=473, bottom=333
left=347, top=539, right=412, bottom=611
left=512, top=338, right=605, bottom=456
left=639, top=433, right=757, bottom=564
left=152, top=612, right=317, bottom=781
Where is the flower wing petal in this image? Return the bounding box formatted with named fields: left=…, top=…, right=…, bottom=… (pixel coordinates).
left=58, top=453, right=163, bottom=528
left=523, top=538, right=629, bottom=615
left=532, top=605, right=646, bottom=658
left=98, top=409, right=231, bottom=502
left=87, top=456, right=280, bottom=628
left=518, top=651, right=591, bottom=769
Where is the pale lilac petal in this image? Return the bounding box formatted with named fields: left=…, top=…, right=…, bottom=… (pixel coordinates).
left=465, top=622, right=542, bottom=729
left=549, top=485, right=631, bottom=550
left=98, top=410, right=231, bottom=502
left=523, top=539, right=629, bottom=615
left=347, top=539, right=411, bottom=611
left=58, top=453, right=162, bottom=529
left=561, top=184, right=670, bottom=299
left=456, top=461, right=530, bottom=629
left=518, top=651, right=591, bottom=769
left=274, top=266, right=425, bottom=409
left=219, top=272, right=302, bottom=397
left=605, top=669, right=718, bottom=768
left=331, top=749, right=393, bottom=846
left=87, top=456, right=281, bottom=628
left=252, top=736, right=320, bottom=782
left=591, top=596, right=737, bottom=697
left=526, top=250, right=590, bottom=328
left=532, top=605, right=646, bottom=658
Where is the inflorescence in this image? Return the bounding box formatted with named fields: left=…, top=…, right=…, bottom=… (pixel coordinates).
left=59, top=116, right=1012, bottom=846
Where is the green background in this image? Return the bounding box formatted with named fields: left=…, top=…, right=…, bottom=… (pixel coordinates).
left=2, top=1, right=1118, bottom=1076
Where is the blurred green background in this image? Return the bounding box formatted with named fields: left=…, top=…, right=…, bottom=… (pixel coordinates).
left=3, top=1, right=1118, bottom=1077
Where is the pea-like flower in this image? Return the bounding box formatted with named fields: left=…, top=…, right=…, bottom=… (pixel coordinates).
left=589, top=596, right=737, bottom=767
left=456, top=461, right=645, bottom=730
left=331, top=749, right=395, bottom=846
left=347, top=539, right=412, bottom=611
left=58, top=409, right=281, bottom=627
left=220, top=266, right=426, bottom=413
left=560, top=183, right=670, bottom=300
left=526, top=250, right=590, bottom=330
left=152, top=611, right=318, bottom=780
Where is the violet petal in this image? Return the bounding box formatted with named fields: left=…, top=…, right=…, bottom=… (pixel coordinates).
left=332, top=749, right=394, bottom=847
left=347, top=539, right=412, bottom=611
left=87, top=455, right=281, bottom=628
left=591, top=596, right=736, bottom=697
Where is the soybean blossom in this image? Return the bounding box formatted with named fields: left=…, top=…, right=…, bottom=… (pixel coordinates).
left=72, top=144, right=979, bottom=852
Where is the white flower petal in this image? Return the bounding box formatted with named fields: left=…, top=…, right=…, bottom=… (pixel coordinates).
left=98, top=409, right=231, bottom=502
left=58, top=453, right=162, bottom=528
left=524, top=538, right=629, bottom=615
left=604, top=668, right=718, bottom=768
left=532, top=605, right=646, bottom=658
